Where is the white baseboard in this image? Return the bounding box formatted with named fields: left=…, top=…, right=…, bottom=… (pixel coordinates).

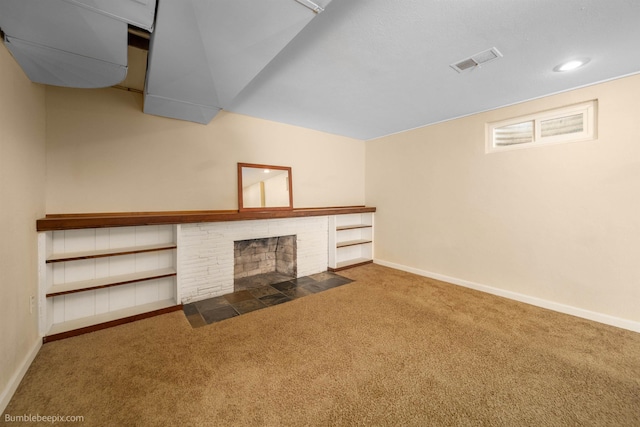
left=374, top=259, right=640, bottom=333
left=0, top=338, right=42, bottom=414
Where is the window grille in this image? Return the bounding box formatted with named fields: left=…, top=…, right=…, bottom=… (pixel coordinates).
left=487, top=100, right=596, bottom=152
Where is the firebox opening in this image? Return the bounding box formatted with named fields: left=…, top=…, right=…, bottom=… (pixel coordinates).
left=234, top=235, right=297, bottom=292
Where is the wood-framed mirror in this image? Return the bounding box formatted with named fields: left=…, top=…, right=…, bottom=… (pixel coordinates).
left=238, top=163, right=293, bottom=212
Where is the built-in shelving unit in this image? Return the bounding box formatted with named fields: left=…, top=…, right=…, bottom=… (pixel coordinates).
left=38, top=225, right=181, bottom=342
left=35, top=207, right=376, bottom=341
left=328, top=212, right=374, bottom=271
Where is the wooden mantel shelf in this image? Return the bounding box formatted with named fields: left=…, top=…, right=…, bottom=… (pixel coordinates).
left=37, top=206, right=377, bottom=231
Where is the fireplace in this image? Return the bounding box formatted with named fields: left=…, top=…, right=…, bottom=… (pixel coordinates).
left=179, top=216, right=328, bottom=303
left=234, top=235, right=297, bottom=290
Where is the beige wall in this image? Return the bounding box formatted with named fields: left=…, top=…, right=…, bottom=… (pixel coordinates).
left=367, top=74, right=640, bottom=324
left=45, top=87, right=365, bottom=213
left=0, top=47, right=46, bottom=408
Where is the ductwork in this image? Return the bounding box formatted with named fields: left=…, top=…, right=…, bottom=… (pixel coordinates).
left=143, top=0, right=331, bottom=124
left=61, top=0, right=156, bottom=31
left=0, top=0, right=330, bottom=124
left=0, top=0, right=156, bottom=88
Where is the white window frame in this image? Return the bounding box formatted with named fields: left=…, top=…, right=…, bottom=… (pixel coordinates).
left=486, top=100, right=597, bottom=153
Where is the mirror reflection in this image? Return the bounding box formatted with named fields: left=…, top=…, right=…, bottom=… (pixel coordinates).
left=238, top=163, right=293, bottom=211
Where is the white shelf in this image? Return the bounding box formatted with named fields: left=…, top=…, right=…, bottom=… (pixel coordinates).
left=336, top=224, right=372, bottom=231
left=47, top=299, right=177, bottom=336
left=336, top=239, right=372, bottom=248
left=47, top=268, right=177, bottom=297
left=335, top=258, right=373, bottom=270
left=47, top=243, right=176, bottom=263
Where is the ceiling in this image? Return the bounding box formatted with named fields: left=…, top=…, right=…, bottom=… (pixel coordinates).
left=227, top=0, right=640, bottom=140
left=2, top=0, right=640, bottom=141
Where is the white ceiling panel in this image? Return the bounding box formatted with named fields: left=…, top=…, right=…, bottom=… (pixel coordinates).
left=62, top=0, right=157, bottom=31
left=0, top=0, right=127, bottom=64
left=0, top=0, right=128, bottom=88
left=4, top=36, right=127, bottom=88
left=143, top=0, right=331, bottom=123
left=144, top=93, right=221, bottom=124
left=227, top=0, right=640, bottom=140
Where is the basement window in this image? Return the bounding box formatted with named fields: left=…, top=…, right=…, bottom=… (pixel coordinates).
left=486, top=100, right=597, bottom=153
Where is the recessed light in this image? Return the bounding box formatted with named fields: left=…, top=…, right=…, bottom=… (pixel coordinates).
left=263, top=169, right=270, bottom=174
left=554, top=58, right=590, bottom=72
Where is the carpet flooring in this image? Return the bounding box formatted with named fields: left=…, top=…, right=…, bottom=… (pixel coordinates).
left=4, top=264, right=640, bottom=426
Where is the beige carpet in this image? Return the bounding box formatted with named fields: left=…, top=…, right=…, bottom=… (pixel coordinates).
left=4, top=264, right=640, bottom=426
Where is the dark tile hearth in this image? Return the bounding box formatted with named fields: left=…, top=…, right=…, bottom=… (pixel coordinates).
left=259, top=293, right=291, bottom=307
left=271, top=280, right=298, bottom=292
left=223, top=290, right=254, bottom=304
left=231, top=298, right=267, bottom=314
left=234, top=271, right=295, bottom=292
left=201, top=305, right=238, bottom=324
left=183, top=271, right=353, bottom=328
left=281, top=287, right=313, bottom=299
left=248, top=286, right=281, bottom=299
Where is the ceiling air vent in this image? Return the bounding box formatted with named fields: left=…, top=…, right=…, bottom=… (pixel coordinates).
left=451, top=47, right=502, bottom=73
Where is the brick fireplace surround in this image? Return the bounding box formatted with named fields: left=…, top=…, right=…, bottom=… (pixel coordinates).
left=179, top=217, right=328, bottom=303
